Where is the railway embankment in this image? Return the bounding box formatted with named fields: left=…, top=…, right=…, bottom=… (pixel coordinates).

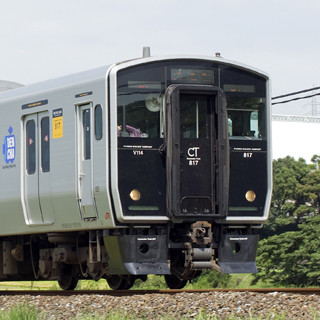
left=0, top=290, right=319, bottom=319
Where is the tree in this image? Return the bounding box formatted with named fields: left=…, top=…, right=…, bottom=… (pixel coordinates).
left=296, top=169, right=320, bottom=216
left=255, top=156, right=320, bottom=286
left=254, top=215, right=320, bottom=287
left=272, top=156, right=310, bottom=217
left=311, top=154, right=320, bottom=170
left=260, top=156, right=310, bottom=237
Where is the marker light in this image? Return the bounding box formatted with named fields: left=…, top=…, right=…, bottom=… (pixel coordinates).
left=245, top=190, right=256, bottom=202
left=130, top=189, right=141, bottom=201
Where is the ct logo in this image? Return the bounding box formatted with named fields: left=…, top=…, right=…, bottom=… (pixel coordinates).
left=186, top=146, right=201, bottom=166
left=187, top=147, right=200, bottom=158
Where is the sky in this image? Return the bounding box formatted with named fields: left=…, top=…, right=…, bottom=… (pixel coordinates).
left=272, top=119, right=320, bottom=162
left=1, top=0, right=320, bottom=117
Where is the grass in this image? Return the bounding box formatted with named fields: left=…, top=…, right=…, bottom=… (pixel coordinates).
left=0, top=273, right=275, bottom=291
left=0, top=279, right=109, bottom=291
left=0, top=281, right=58, bottom=291
left=0, top=305, right=306, bottom=320
left=227, top=273, right=274, bottom=289
left=0, top=304, right=40, bottom=320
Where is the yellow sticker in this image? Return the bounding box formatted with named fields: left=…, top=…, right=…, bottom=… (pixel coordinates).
left=52, top=108, right=63, bottom=139
left=52, top=116, right=63, bottom=139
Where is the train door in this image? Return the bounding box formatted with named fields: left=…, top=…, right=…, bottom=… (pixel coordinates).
left=76, top=103, right=97, bottom=219
left=165, top=85, right=229, bottom=219
left=23, top=112, right=53, bottom=224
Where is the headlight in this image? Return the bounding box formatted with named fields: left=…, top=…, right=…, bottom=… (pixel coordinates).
left=130, top=189, right=141, bottom=201
left=245, top=190, right=256, bottom=202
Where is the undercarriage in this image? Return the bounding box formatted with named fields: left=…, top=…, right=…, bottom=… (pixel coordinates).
left=0, top=222, right=258, bottom=290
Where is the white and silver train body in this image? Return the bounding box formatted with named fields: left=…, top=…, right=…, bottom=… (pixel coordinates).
left=0, top=53, right=271, bottom=289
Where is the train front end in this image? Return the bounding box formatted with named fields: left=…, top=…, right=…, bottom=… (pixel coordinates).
left=107, top=55, right=271, bottom=288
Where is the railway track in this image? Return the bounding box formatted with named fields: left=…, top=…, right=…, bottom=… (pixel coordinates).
left=0, top=287, right=319, bottom=296
left=0, top=288, right=319, bottom=319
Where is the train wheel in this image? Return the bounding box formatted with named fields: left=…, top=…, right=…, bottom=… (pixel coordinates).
left=57, top=264, right=78, bottom=290
left=164, top=275, right=187, bottom=289
left=106, top=275, right=135, bottom=290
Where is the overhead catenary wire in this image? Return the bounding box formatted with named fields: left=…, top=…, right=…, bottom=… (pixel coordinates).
left=272, top=86, right=320, bottom=105
left=272, top=86, right=320, bottom=100
left=272, top=92, right=320, bottom=105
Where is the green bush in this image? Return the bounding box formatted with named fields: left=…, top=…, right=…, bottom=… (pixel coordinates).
left=0, top=304, right=41, bottom=320
left=185, top=270, right=231, bottom=289
left=131, top=271, right=231, bottom=290
left=131, top=275, right=167, bottom=290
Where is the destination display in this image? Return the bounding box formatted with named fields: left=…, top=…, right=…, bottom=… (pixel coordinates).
left=171, top=68, right=214, bottom=84
left=128, top=81, right=162, bottom=90
left=223, top=84, right=255, bottom=93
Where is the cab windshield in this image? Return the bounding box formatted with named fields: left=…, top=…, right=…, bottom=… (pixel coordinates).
left=117, top=61, right=267, bottom=140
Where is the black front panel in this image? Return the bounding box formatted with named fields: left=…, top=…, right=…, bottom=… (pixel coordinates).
left=229, top=140, right=267, bottom=217
left=221, top=65, right=268, bottom=217
left=118, top=138, right=166, bottom=216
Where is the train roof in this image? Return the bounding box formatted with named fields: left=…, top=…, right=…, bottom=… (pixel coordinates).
left=114, top=54, right=270, bottom=79
left=0, top=80, right=23, bottom=92
left=0, top=64, right=113, bottom=104
left=0, top=54, right=269, bottom=104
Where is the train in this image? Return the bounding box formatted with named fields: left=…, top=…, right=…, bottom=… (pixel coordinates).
left=0, top=48, right=272, bottom=290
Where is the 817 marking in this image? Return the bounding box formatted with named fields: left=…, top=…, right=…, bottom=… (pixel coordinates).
left=189, top=160, right=199, bottom=166
left=243, top=152, right=253, bottom=158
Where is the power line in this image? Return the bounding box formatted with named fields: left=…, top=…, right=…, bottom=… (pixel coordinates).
left=272, top=86, right=320, bottom=100
left=272, top=92, right=320, bottom=106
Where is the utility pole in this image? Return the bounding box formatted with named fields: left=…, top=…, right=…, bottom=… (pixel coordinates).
left=305, top=85, right=320, bottom=116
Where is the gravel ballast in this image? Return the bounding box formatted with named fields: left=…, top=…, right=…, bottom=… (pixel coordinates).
left=1, top=291, right=320, bottom=319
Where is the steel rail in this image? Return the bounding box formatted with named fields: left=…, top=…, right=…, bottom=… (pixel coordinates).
left=0, top=288, right=319, bottom=296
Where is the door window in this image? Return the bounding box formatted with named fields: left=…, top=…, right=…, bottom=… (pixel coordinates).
left=26, top=120, right=36, bottom=175
left=83, top=109, right=91, bottom=160
left=41, top=117, right=50, bottom=172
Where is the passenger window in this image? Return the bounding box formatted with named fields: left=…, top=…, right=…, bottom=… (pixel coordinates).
left=83, top=109, right=91, bottom=160
left=94, top=104, right=103, bottom=140
left=41, top=117, right=50, bottom=172
left=26, top=120, right=36, bottom=174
